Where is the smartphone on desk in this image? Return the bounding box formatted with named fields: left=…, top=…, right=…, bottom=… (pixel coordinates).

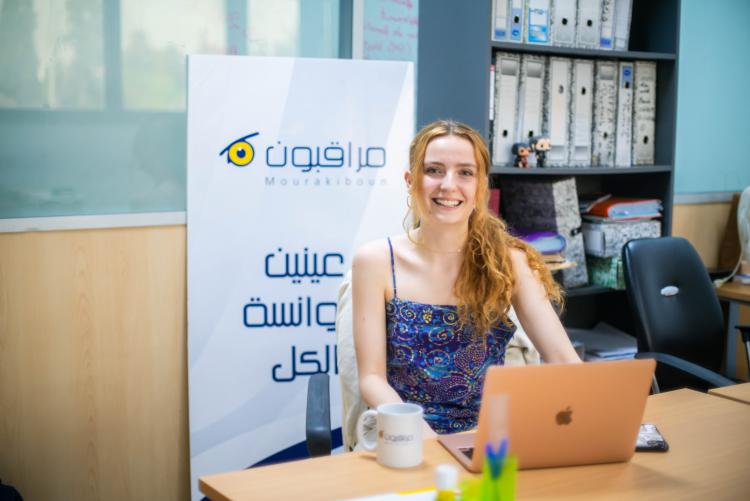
left=636, top=423, right=669, bottom=452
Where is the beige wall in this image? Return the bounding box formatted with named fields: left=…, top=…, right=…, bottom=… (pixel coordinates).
left=672, top=202, right=733, bottom=268
left=0, top=203, right=746, bottom=500
left=0, top=226, right=189, bottom=501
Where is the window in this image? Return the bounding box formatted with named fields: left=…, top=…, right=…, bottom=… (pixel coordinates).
left=0, top=0, right=105, bottom=109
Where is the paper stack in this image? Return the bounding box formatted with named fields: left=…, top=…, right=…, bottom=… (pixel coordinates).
left=583, top=197, right=662, bottom=221
left=566, top=322, right=637, bottom=361
left=511, top=229, right=576, bottom=272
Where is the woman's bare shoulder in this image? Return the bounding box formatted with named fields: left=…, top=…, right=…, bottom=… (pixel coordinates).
left=508, top=246, right=530, bottom=265
left=508, top=246, right=535, bottom=278
left=353, top=238, right=392, bottom=268
left=353, top=234, right=413, bottom=271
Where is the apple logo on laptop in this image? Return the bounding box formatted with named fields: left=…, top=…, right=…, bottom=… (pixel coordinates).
left=556, top=406, right=573, bottom=425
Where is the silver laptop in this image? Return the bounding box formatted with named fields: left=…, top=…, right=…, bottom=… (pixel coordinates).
left=438, top=359, right=656, bottom=472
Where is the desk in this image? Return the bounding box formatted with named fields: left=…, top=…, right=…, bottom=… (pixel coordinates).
left=717, top=282, right=750, bottom=379
left=709, top=382, right=750, bottom=405
left=199, top=389, right=750, bottom=500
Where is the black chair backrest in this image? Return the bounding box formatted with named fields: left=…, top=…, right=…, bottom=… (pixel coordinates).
left=622, top=237, right=725, bottom=373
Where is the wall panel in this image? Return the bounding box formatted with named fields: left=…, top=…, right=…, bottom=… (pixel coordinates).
left=672, top=202, right=732, bottom=268
left=0, top=225, right=189, bottom=501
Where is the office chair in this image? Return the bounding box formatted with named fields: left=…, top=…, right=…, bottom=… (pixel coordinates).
left=305, top=270, right=361, bottom=458
left=622, top=236, right=749, bottom=392
left=306, top=373, right=332, bottom=457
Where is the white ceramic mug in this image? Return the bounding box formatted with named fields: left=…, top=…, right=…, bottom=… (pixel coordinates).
left=356, top=402, right=424, bottom=468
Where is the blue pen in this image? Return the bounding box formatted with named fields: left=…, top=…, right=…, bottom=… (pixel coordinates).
left=496, top=437, right=508, bottom=476
left=484, top=437, right=508, bottom=479
left=484, top=443, right=497, bottom=478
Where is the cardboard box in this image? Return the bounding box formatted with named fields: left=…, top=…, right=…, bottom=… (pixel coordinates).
left=582, top=219, right=661, bottom=258
left=501, top=176, right=588, bottom=288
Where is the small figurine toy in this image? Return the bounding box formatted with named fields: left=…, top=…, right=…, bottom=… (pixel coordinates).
left=530, top=136, right=551, bottom=168
left=511, top=142, right=530, bottom=168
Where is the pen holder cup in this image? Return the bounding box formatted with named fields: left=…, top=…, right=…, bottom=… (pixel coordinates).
left=460, top=454, right=518, bottom=501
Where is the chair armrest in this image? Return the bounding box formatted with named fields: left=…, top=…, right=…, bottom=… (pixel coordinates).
left=306, top=373, right=332, bottom=457
left=735, top=324, right=750, bottom=343
left=635, top=352, right=735, bottom=388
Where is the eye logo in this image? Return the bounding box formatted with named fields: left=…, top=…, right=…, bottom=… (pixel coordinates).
left=220, top=132, right=259, bottom=167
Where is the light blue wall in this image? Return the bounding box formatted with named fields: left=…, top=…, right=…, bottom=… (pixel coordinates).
left=675, top=0, right=750, bottom=194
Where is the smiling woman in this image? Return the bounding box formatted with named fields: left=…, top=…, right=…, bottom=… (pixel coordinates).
left=351, top=120, right=581, bottom=438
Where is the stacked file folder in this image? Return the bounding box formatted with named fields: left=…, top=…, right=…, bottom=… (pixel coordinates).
left=584, top=197, right=662, bottom=220
left=491, top=54, right=657, bottom=168
left=492, top=0, right=632, bottom=51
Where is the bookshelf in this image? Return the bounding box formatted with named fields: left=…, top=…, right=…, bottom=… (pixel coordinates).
left=417, top=0, right=680, bottom=331
left=491, top=41, right=677, bottom=61
left=490, top=165, right=672, bottom=176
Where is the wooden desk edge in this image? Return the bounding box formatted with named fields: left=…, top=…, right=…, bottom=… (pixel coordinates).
left=708, top=383, right=750, bottom=405
left=709, top=393, right=749, bottom=406
left=197, top=437, right=459, bottom=501
left=717, top=282, right=750, bottom=304
left=198, top=477, right=226, bottom=501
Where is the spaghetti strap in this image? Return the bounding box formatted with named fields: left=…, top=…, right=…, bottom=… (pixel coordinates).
left=386, top=237, right=398, bottom=298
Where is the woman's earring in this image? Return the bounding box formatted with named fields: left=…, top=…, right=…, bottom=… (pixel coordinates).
left=406, top=195, right=412, bottom=208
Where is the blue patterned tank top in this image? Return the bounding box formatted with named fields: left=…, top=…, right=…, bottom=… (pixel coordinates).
left=385, top=238, right=515, bottom=434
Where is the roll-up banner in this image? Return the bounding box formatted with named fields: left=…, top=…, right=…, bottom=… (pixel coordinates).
left=186, top=56, right=413, bottom=499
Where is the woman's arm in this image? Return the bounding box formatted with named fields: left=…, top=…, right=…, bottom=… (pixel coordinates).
left=351, top=241, right=438, bottom=437
left=352, top=242, right=401, bottom=406
left=509, top=248, right=581, bottom=364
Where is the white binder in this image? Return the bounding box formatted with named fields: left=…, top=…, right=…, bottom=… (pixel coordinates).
left=576, top=0, right=601, bottom=49
left=543, top=57, right=571, bottom=166
left=615, top=61, right=634, bottom=167
left=632, top=61, right=657, bottom=165
left=518, top=54, right=546, bottom=167
left=492, top=0, right=510, bottom=41
left=509, top=0, right=525, bottom=42
left=489, top=64, right=495, bottom=120
left=614, top=0, right=633, bottom=50
left=550, top=0, right=576, bottom=47
left=568, top=59, right=594, bottom=166
left=599, top=0, right=615, bottom=49
left=492, top=52, right=522, bottom=166
left=592, top=61, right=618, bottom=167
left=525, top=0, right=551, bottom=45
